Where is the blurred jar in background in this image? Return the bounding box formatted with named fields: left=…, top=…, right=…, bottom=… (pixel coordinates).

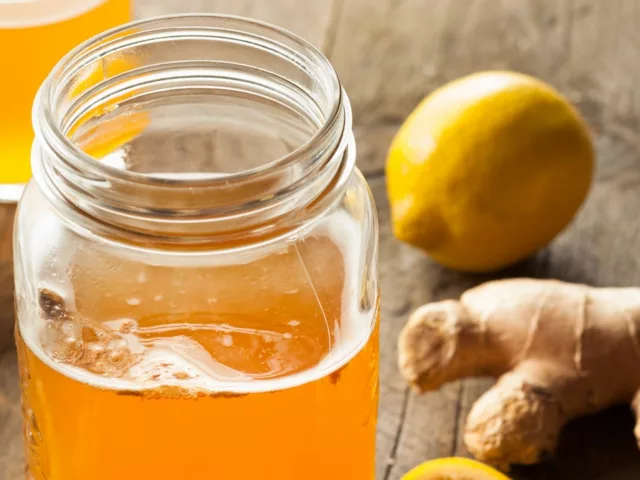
left=0, top=0, right=130, bottom=201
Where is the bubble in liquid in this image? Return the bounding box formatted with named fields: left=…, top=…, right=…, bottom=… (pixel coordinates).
left=267, top=358, right=282, bottom=372
left=126, top=297, right=141, bottom=306
left=38, top=288, right=142, bottom=378
left=103, top=318, right=137, bottom=334
left=41, top=319, right=84, bottom=364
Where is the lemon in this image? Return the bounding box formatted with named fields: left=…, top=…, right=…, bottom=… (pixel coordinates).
left=402, top=457, right=511, bottom=480
left=386, top=71, right=594, bottom=272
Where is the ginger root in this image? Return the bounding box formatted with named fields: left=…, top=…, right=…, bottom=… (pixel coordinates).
left=398, top=278, right=640, bottom=470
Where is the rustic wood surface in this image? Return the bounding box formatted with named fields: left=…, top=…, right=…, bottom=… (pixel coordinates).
left=3, top=0, right=640, bottom=478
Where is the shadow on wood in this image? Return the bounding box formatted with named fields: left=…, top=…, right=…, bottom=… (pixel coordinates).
left=0, top=203, right=15, bottom=351
left=512, top=406, right=640, bottom=480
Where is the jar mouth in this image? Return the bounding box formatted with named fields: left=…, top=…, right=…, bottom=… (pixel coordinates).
left=34, top=14, right=343, bottom=188
left=32, top=14, right=354, bottom=245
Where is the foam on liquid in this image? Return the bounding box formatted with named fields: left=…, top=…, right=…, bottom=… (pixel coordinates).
left=19, top=211, right=377, bottom=395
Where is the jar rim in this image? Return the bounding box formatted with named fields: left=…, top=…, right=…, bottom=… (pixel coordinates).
left=34, top=13, right=344, bottom=189
left=30, top=13, right=355, bottom=245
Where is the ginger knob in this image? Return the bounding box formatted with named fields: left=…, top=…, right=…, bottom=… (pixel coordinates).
left=398, top=278, right=640, bottom=470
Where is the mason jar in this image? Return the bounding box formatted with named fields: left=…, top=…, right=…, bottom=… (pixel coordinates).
left=14, top=15, right=379, bottom=480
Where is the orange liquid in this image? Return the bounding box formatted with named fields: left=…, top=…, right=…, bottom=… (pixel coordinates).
left=17, top=230, right=379, bottom=479
left=0, top=0, right=130, bottom=184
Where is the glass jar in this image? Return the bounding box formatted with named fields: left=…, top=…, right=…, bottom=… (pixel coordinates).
left=14, top=15, right=379, bottom=480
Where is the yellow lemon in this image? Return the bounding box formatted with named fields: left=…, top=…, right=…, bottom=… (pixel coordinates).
left=386, top=71, right=594, bottom=272
left=402, top=457, right=511, bottom=480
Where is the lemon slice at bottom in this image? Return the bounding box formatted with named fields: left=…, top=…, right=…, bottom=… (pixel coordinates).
left=402, top=457, right=510, bottom=480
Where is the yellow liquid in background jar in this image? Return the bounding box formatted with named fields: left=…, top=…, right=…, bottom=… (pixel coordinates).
left=0, top=0, right=130, bottom=185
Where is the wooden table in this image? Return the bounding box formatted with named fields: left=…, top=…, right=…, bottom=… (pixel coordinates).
left=3, top=1, right=640, bottom=478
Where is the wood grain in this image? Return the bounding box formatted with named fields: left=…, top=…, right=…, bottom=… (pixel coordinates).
left=328, top=0, right=640, bottom=130
left=3, top=1, right=640, bottom=479
left=371, top=176, right=464, bottom=479
left=0, top=204, right=15, bottom=352
left=0, top=347, right=22, bottom=480
left=136, top=0, right=337, bottom=48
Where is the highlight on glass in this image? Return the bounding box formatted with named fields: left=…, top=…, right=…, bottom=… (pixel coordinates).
left=15, top=15, right=380, bottom=479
